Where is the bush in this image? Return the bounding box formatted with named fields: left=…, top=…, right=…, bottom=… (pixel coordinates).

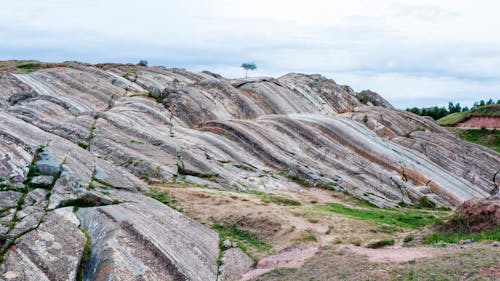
left=366, top=239, right=395, bottom=248
left=137, top=60, right=148, bottom=66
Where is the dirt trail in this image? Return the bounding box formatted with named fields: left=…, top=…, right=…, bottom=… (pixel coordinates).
left=240, top=247, right=318, bottom=281
left=343, top=245, right=443, bottom=263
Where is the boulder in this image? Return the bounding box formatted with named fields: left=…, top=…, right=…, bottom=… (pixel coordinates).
left=442, top=197, right=499, bottom=233
left=356, top=90, right=394, bottom=109
left=35, top=152, right=61, bottom=177
left=218, top=248, right=254, bottom=281
left=29, top=176, right=53, bottom=188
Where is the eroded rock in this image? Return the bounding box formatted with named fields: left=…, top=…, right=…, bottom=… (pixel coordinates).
left=77, top=192, right=220, bottom=281
left=1, top=208, right=85, bottom=281
left=218, top=248, right=254, bottom=281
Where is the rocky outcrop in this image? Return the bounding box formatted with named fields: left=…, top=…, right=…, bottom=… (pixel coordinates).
left=356, top=90, right=394, bottom=109
left=0, top=62, right=499, bottom=279
left=77, top=191, right=220, bottom=281
left=441, top=197, right=500, bottom=233
left=1, top=208, right=85, bottom=281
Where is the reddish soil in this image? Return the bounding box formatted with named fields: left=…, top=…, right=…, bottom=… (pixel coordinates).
left=458, top=116, right=500, bottom=128
left=240, top=247, right=318, bottom=280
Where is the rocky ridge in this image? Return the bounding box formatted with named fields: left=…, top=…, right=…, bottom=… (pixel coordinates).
left=0, top=62, right=498, bottom=280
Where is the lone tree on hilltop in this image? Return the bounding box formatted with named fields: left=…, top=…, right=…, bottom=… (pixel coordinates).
left=137, top=60, right=148, bottom=66
left=241, top=62, right=257, bottom=78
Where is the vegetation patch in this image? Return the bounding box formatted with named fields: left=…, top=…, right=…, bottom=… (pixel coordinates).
left=148, top=190, right=183, bottom=212
left=59, top=198, right=97, bottom=210
left=16, top=62, right=43, bottom=74
left=299, top=232, right=318, bottom=242
left=260, top=193, right=301, bottom=206
left=366, top=239, right=395, bottom=248
left=314, top=203, right=447, bottom=229
left=76, top=227, right=91, bottom=281
left=423, top=227, right=500, bottom=245
left=212, top=223, right=273, bottom=260
left=457, top=128, right=499, bottom=153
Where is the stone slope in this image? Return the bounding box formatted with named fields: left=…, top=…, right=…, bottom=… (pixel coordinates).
left=0, top=62, right=499, bottom=280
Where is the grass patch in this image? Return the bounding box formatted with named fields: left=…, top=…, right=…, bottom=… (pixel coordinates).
left=212, top=224, right=273, bottom=260
left=314, top=203, right=447, bottom=229
left=130, top=92, right=151, bottom=98
left=458, top=128, right=499, bottom=153
left=59, top=198, right=97, bottom=209
left=77, top=141, right=89, bottom=149
left=76, top=227, right=91, bottom=281
left=148, top=190, right=183, bottom=212
left=130, top=140, right=144, bottom=145
left=366, top=239, right=395, bottom=248
left=16, top=62, right=42, bottom=74
left=423, top=227, right=500, bottom=245
left=300, top=232, right=318, bottom=242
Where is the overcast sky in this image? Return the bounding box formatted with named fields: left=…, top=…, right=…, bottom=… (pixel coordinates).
left=1, top=0, right=499, bottom=108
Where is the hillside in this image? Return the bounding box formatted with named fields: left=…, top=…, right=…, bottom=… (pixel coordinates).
left=0, top=61, right=499, bottom=280
left=437, top=104, right=500, bottom=127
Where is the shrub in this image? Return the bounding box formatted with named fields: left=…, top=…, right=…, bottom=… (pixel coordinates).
left=366, top=239, right=395, bottom=248
left=137, top=60, right=148, bottom=66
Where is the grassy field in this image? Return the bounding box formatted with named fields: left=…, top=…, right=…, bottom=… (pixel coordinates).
left=437, top=104, right=500, bottom=126
left=424, top=227, right=500, bottom=245
left=313, top=202, right=448, bottom=230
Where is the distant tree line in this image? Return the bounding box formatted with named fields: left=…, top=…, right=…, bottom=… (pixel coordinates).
left=406, top=99, right=499, bottom=120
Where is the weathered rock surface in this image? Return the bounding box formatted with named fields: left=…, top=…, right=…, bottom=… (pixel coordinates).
left=1, top=208, right=85, bottom=281
left=77, top=191, right=220, bottom=281
left=0, top=62, right=499, bottom=280
left=356, top=90, right=394, bottom=109
left=218, top=247, right=254, bottom=281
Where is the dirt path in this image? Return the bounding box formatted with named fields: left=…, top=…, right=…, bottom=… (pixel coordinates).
left=240, top=247, right=318, bottom=281
left=342, top=245, right=443, bottom=263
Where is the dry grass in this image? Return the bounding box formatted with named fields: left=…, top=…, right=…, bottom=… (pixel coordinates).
left=152, top=184, right=396, bottom=258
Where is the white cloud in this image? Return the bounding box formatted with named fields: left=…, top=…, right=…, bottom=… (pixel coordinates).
left=0, top=0, right=499, bottom=108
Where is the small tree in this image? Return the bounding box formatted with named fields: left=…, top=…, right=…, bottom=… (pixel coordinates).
left=241, top=62, right=257, bottom=78
left=138, top=60, right=148, bottom=66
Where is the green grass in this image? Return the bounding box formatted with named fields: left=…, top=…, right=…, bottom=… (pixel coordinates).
left=314, top=203, right=448, bottom=229
left=260, top=194, right=301, bottom=206
left=300, top=232, right=318, bottom=242
left=458, top=128, right=499, bottom=153
left=424, top=227, right=500, bottom=245
left=16, top=62, right=42, bottom=74
left=148, top=190, right=183, bottom=212
left=212, top=224, right=273, bottom=260
left=437, top=104, right=500, bottom=126
left=129, top=92, right=151, bottom=98
left=76, top=228, right=91, bottom=281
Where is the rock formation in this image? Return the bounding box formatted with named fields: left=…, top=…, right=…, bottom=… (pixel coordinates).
left=0, top=62, right=498, bottom=280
